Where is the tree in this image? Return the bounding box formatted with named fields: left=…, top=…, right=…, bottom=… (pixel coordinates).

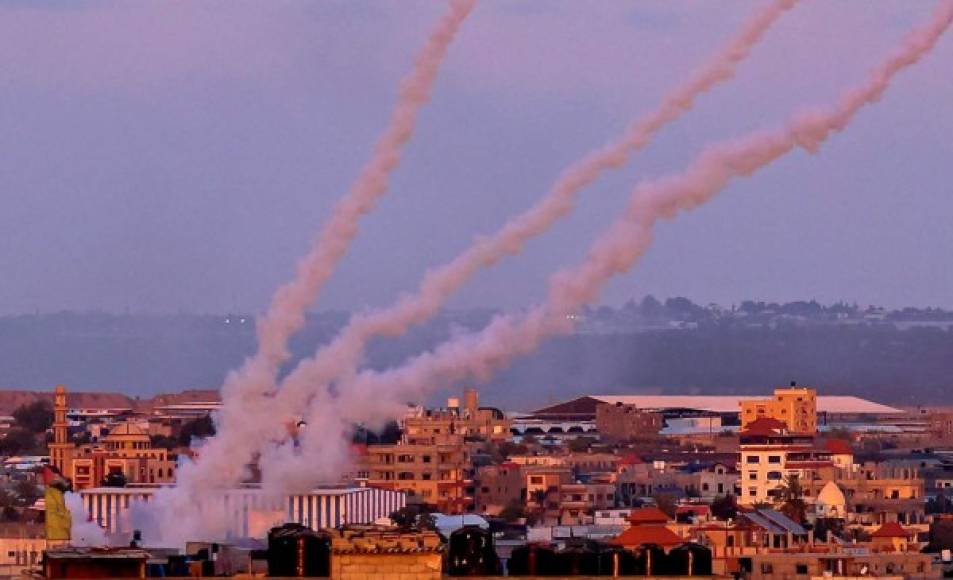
left=652, top=493, right=678, bottom=518
left=177, top=415, right=216, bottom=447
left=390, top=503, right=436, bottom=529
left=102, top=472, right=127, bottom=488
left=710, top=494, right=738, bottom=521
left=13, top=480, right=40, bottom=507
left=499, top=499, right=527, bottom=523
left=776, top=474, right=806, bottom=523
left=13, top=400, right=54, bottom=434
left=0, top=428, right=39, bottom=456
left=567, top=437, right=596, bottom=453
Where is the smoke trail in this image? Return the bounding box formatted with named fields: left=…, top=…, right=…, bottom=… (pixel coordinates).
left=314, top=0, right=953, bottom=448
left=270, top=0, right=798, bottom=420
left=138, top=0, right=476, bottom=547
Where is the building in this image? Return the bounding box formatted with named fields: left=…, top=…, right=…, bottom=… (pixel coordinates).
left=44, top=547, right=150, bottom=579
left=738, top=418, right=834, bottom=504
left=531, top=392, right=900, bottom=426
left=50, top=385, right=178, bottom=489
left=329, top=527, right=443, bottom=580
left=610, top=507, right=684, bottom=550
left=365, top=432, right=471, bottom=513
left=473, top=462, right=524, bottom=516
left=0, top=523, right=46, bottom=576
left=365, top=389, right=508, bottom=513
left=595, top=402, right=663, bottom=442
left=403, top=388, right=509, bottom=443
left=79, top=486, right=406, bottom=537
left=740, top=385, right=817, bottom=433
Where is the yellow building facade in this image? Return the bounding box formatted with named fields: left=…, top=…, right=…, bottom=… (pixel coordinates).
left=740, top=386, right=817, bottom=434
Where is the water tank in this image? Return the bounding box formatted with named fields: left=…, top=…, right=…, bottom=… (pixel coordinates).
left=267, top=523, right=331, bottom=578
left=594, top=545, right=638, bottom=576
left=632, top=543, right=670, bottom=576
left=507, top=543, right=559, bottom=576
left=447, top=525, right=500, bottom=576
left=667, top=542, right=713, bottom=576
left=556, top=540, right=601, bottom=576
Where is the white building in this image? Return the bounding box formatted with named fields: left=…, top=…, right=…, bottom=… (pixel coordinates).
left=79, top=485, right=406, bottom=537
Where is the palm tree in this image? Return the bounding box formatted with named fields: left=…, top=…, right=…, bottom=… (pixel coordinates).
left=776, top=474, right=806, bottom=523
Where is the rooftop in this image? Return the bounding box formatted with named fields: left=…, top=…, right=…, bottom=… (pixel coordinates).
left=533, top=394, right=903, bottom=417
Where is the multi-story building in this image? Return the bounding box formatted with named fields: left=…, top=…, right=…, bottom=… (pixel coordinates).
left=595, top=402, right=663, bottom=442
left=403, top=388, right=509, bottom=443
left=473, top=462, right=524, bottom=516
left=366, top=431, right=472, bottom=513
left=738, top=417, right=834, bottom=504
left=50, top=385, right=177, bottom=489
left=557, top=482, right=616, bottom=525
left=803, top=462, right=926, bottom=527
left=740, top=385, right=817, bottom=433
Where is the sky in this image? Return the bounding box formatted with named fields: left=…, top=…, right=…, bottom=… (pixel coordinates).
left=1, top=0, right=951, bottom=316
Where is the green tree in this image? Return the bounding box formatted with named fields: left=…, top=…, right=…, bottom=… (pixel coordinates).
left=499, top=499, right=527, bottom=523
left=776, top=474, right=807, bottom=523
left=13, top=400, right=54, bottom=434
left=0, top=428, right=39, bottom=456
left=652, top=493, right=678, bottom=518
left=710, top=494, right=738, bottom=521
left=567, top=437, right=596, bottom=453
left=177, top=415, right=216, bottom=447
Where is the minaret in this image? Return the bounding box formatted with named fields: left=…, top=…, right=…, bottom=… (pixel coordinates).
left=49, top=385, right=72, bottom=475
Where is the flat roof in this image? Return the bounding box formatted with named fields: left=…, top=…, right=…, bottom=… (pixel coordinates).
left=534, top=394, right=903, bottom=416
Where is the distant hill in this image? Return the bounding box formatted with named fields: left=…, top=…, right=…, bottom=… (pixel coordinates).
left=1, top=304, right=951, bottom=411
left=0, top=388, right=219, bottom=415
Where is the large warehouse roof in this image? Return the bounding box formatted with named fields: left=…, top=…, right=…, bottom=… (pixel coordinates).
left=533, top=394, right=903, bottom=417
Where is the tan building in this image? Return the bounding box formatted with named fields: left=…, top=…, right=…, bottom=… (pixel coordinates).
left=802, top=462, right=925, bottom=528
left=51, top=386, right=177, bottom=489
left=403, top=388, right=509, bottom=443
left=595, top=402, right=663, bottom=442
left=738, top=417, right=834, bottom=505
left=329, top=527, right=442, bottom=580
left=473, top=462, right=524, bottom=516
left=0, top=523, right=46, bottom=577
left=740, top=385, right=817, bottom=434
left=366, top=432, right=471, bottom=513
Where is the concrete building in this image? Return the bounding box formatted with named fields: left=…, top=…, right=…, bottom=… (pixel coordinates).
left=594, top=402, right=663, bottom=442
left=50, top=385, right=177, bottom=489
left=0, top=523, right=46, bottom=576
left=740, top=385, right=818, bottom=433
left=473, top=462, right=524, bottom=516
left=79, top=486, right=406, bottom=537
left=738, top=417, right=834, bottom=504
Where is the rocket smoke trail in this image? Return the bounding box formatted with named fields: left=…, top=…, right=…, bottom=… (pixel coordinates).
left=135, top=0, right=475, bottom=546
left=271, top=0, right=797, bottom=421
left=265, top=0, right=953, bottom=490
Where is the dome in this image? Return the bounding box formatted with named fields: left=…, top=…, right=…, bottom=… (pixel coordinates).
left=817, top=481, right=846, bottom=506
left=105, top=422, right=149, bottom=440
left=815, top=481, right=846, bottom=519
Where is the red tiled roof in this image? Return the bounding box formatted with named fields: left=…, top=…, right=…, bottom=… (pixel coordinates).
left=611, top=525, right=683, bottom=547
left=617, top=453, right=644, bottom=465
left=871, top=522, right=910, bottom=538
left=823, top=439, right=854, bottom=455
left=742, top=417, right=788, bottom=436
left=676, top=505, right=710, bottom=516
left=629, top=507, right=671, bottom=524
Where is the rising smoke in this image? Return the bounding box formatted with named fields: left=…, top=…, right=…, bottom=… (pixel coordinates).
left=116, top=0, right=953, bottom=547
left=127, top=0, right=476, bottom=547
left=273, top=0, right=953, bottom=495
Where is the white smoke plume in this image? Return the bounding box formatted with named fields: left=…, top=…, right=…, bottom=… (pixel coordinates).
left=285, top=0, right=953, bottom=486
left=270, top=0, right=799, bottom=417
left=255, top=0, right=799, bottom=492
left=66, top=492, right=108, bottom=547
left=137, top=0, right=476, bottom=547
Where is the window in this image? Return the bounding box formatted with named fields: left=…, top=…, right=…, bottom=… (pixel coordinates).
left=530, top=476, right=543, bottom=484
left=768, top=456, right=781, bottom=464
left=767, top=471, right=783, bottom=481
left=749, top=472, right=757, bottom=481
left=761, top=564, right=773, bottom=574
left=422, top=455, right=432, bottom=463
left=748, top=488, right=757, bottom=497
left=702, top=483, right=710, bottom=491
left=746, top=456, right=760, bottom=464
left=796, top=564, right=808, bottom=574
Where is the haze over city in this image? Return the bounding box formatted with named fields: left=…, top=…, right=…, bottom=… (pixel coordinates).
left=2, top=2, right=953, bottom=578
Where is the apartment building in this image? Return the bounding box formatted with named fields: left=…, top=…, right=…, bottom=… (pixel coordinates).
left=739, top=417, right=834, bottom=504
left=473, top=462, right=524, bottom=516
left=595, top=402, right=663, bottom=442
left=740, top=384, right=817, bottom=433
